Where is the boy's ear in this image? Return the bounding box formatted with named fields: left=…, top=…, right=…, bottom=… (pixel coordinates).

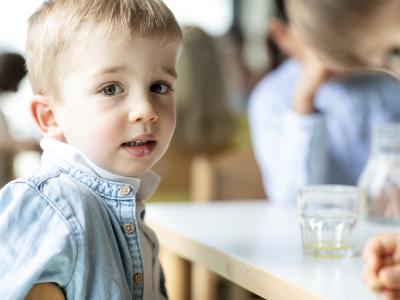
left=267, top=19, right=292, bottom=56
left=30, top=95, right=64, bottom=140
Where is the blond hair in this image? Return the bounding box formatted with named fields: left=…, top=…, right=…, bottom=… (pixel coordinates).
left=26, top=0, right=182, bottom=95
left=287, top=0, right=382, bottom=69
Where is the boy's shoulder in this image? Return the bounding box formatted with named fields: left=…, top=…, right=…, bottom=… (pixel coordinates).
left=0, top=166, right=64, bottom=197
left=12, top=166, right=66, bottom=188
left=0, top=166, right=96, bottom=246
left=0, top=168, right=77, bottom=245
left=0, top=166, right=88, bottom=215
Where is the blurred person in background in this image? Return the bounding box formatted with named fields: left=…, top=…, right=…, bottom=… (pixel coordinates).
left=0, top=52, right=26, bottom=92
left=152, top=26, right=237, bottom=200
left=0, top=51, right=39, bottom=187
left=219, top=24, right=253, bottom=112
left=174, top=26, right=237, bottom=154
left=247, top=0, right=400, bottom=206
left=219, top=23, right=267, bottom=113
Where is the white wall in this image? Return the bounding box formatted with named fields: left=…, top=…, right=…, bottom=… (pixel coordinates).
left=241, top=0, right=271, bottom=72
left=0, top=0, right=232, bottom=53
left=0, top=1, right=44, bottom=53
left=164, top=0, right=232, bottom=36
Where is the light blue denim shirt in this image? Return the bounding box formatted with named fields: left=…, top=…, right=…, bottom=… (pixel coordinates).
left=248, top=58, right=400, bottom=205
left=0, top=138, right=167, bottom=300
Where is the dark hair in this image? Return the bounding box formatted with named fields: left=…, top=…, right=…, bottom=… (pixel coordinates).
left=0, top=52, right=26, bottom=92
left=274, top=0, right=288, bottom=23
left=267, top=0, right=288, bottom=71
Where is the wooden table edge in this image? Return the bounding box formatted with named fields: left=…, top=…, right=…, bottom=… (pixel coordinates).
left=146, top=218, right=326, bottom=300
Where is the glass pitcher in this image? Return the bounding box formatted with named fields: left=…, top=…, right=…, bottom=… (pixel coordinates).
left=358, top=123, right=400, bottom=223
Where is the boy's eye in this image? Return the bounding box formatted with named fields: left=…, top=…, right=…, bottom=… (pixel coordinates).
left=101, top=84, right=123, bottom=96
left=150, top=83, right=171, bottom=94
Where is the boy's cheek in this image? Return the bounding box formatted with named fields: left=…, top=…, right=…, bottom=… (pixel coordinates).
left=164, top=107, right=176, bottom=133
left=171, top=116, right=177, bottom=132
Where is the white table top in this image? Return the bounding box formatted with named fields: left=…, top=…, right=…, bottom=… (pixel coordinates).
left=146, top=200, right=400, bottom=300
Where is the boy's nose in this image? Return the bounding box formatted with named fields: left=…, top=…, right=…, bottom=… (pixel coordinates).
left=128, top=96, right=158, bottom=123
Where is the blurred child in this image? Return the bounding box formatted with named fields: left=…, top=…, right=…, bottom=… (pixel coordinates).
left=286, top=0, right=400, bottom=298
left=153, top=26, right=237, bottom=197
left=173, top=26, right=236, bottom=155
left=0, top=0, right=182, bottom=299
left=248, top=0, right=400, bottom=205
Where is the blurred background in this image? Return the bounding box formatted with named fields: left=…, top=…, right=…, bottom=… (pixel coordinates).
left=0, top=0, right=271, bottom=203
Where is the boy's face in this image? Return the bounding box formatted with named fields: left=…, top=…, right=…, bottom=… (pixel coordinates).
left=52, top=32, right=180, bottom=176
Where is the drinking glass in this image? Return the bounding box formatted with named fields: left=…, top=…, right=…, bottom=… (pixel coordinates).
left=298, top=185, right=361, bottom=258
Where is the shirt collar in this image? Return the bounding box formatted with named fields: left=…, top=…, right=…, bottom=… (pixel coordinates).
left=40, top=137, right=160, bottom=201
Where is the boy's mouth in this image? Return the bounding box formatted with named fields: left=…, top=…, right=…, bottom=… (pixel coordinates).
left=121, top=135, right=157, bottom=158
left=123, top=141, right=155, bottom=147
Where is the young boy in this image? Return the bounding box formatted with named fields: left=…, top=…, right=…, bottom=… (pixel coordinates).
left=0, top=0, right=182, bottom=299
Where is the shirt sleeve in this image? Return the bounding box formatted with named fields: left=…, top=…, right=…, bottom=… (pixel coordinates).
left=248, top=80, right=328, bottom=206
left=0, top=181, right=76, bottom=299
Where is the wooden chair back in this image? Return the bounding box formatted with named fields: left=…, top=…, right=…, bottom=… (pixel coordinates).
left=190, top=150, right=266, bottom=202
left=188, top=150, right=266, bottom=300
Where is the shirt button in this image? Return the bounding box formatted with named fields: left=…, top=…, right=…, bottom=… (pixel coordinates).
left=134, top=273, right=143, bottom=286
left=120, top=185, right=131, bottom=195
left=123, top=223, right=135, bottom=234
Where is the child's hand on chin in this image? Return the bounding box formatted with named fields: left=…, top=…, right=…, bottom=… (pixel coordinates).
left=301, top=47, right=333, bottom=87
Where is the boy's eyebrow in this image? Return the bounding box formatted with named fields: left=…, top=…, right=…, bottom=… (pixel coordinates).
left=93, top=66, right=177, bottom=78
left=163, top=66, right=177, bottom=79
left=93, top=66, right=128, bottom=76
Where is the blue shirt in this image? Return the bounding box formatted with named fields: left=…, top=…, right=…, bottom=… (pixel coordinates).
left=0, top=138, right=167, bottom=300
left=248, top=59, right=400, bottom=205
